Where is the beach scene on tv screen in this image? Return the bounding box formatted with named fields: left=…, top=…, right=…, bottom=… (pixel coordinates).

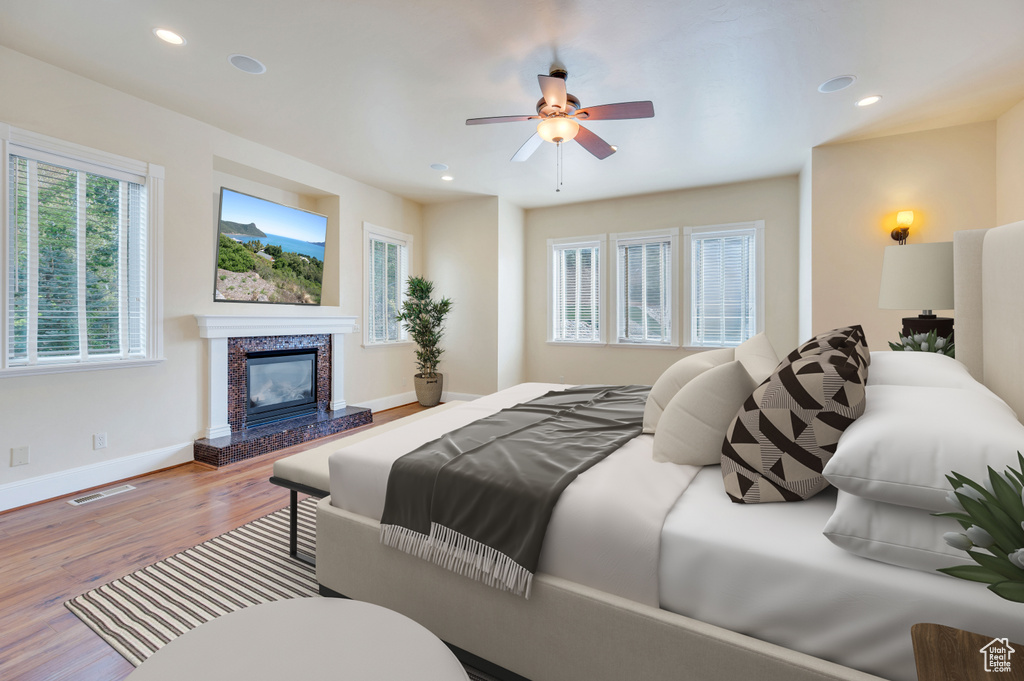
left=215, top=188, right=326, bottom=304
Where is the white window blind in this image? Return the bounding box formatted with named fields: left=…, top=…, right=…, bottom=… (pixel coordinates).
left=687, top=224, right=762, bottom=347
left=365, top=230, right=409, bottom=344
left=616, top=234, right=673, bottom=345
left=7, top=152, right=148, bottom=367
left=551, top=241, right=601, bottom=342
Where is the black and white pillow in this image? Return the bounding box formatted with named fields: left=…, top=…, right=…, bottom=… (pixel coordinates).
left=721, top=328, right=869, bottom=504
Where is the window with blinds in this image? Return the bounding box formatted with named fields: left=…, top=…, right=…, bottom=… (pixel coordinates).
left=615, top=231, right=675, bottom=345
left=550, top=239, right=602, bottom=343
left=686, top=222, right=764, bottom=347
left=6, top=150, right=148, bottom=367
left=364, top=225, right=410, bottom=345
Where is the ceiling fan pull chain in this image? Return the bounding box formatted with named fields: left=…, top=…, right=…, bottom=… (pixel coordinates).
left=556, top=140, right=562, bottom=192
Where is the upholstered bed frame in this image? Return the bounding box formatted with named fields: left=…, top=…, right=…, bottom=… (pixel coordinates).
left=315, top=220, right=1024, bottom=681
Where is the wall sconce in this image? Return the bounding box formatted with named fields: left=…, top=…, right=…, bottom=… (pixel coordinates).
left=891, top=210, right=913, bottom=244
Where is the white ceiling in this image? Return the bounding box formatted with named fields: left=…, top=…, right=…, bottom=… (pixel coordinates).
left=2, top=0, right=1023, bottom=208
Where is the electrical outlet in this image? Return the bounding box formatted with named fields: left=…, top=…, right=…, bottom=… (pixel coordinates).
left=93, top=433, right=108, bottom=450
left=559, top=375, right=565, bottom=384
left=11, top=446, right=29, bottom=467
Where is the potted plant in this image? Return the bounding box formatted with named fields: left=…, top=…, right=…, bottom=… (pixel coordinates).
left=395, top=276, right=452, bottom=407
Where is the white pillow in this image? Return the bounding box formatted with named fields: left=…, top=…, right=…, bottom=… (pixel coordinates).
left=822, top=384, right=1024, bottom=512
left=643, top=347, right=733, bottom=433
left=867, top=351, right=1008, bottom=406
left=823, top=490, right=973, bottom=573
left=653, top=360, right=757, bottom=466
left=733, top=332, right=779, bottom=384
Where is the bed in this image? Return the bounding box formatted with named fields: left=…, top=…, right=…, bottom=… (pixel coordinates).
left=315, top=220, right=1024, bottom=681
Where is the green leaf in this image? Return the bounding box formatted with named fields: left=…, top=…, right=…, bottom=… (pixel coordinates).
left=933, top=511, right=976, bottom=530
left=969, top=550, right=1024, bottom=582
left=990, top=467, right=1024, bottom=525
left=959, top=495, right=1021, bottom=551
left=988, top=581, right=1024, bottom=603
left=938, top=565, right=1004, bottom=584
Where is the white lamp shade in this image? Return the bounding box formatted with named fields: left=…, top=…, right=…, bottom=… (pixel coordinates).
left=878, top=242, right=954, bottom=311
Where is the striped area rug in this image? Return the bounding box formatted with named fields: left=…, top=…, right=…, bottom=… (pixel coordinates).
left=66, top=498, right=320, bottom=666
left=67, top=499, right=498, bottom=681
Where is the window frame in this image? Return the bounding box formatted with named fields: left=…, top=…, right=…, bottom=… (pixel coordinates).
left=682, top=220, right=765, bottom=350
left=1, top=124, right=165, bottom=377
left=546, top=234, right=606, bottom=346
left=610, top=228, right=679, bottom=348
left=362, top=221, right=413, bottom=348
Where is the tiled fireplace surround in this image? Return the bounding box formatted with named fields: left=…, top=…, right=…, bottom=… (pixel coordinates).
left=193, top=315, right=371, bottom=467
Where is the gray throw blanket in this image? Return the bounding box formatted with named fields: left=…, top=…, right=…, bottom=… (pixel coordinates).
left=379, top=384, right=649, bottom=598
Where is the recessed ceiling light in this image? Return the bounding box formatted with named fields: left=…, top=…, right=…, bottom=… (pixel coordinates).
left=441, top=175, right=454, bottom=182
left=610, top=145, right=618, bottom=152
left=153, top=28, right=186, bottom=46
left=818, top=75, right=856, bottom=93
left=229, top=54, right=267, bottom=75
left=430, top=163, right=449, bottom=171
left=855, top=95, right=882, bottom=107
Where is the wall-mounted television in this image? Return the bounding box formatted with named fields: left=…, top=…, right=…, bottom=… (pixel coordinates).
left=214, top=187, right=328, bottom=305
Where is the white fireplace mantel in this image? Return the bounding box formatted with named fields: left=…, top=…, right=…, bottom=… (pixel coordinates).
left=195, top=314, right=359, bottom=440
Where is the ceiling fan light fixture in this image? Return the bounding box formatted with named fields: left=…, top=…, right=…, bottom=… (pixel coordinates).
left=537, top=117, right=580, bottom=144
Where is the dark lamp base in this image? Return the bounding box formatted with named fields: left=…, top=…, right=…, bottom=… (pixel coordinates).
left=901, top=315, right=954, bottom=342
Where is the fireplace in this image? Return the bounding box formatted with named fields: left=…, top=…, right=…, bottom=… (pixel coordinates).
left=246, top=349, right=318, bottom=426
left=193, top=315, right=371, bottom=467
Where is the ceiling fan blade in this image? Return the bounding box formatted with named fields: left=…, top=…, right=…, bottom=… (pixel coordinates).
left=466, top=115, right=538, bottom=125
left=574, top=125, right=616, bottom=160
left=511, top=133, right=544, bottom=162
left=538, top=75, right=568, bottom=111
left=575, top=101, right=655, bottom=121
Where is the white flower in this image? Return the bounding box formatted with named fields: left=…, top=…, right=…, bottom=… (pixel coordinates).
left=904, top=346, right=914, bottom=352
left=943, top=532, right=974, bottom=551
left=913, top=333, right=927, bottom=343
left=956, top=485, right=986, bottom=504
left=920, top=342, right=930, bottom=351
left=1010, top=549, right=1024, bottom=570
left=966, top=525, right=995, bottom=548
left=946, top=490, right=964, bottom=511
left=935, top=337, right=947, bottom=349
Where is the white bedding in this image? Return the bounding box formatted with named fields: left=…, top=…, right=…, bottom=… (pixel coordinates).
left=660, top=466, right=1024, bottom=681
left=328, top=383, right=699, bottom=606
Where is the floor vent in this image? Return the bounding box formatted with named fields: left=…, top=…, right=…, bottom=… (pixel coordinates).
left=67, top=484, right=136, bottom=506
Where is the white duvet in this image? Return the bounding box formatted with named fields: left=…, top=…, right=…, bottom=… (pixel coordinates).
left=328, top=383, right=699, bottom=606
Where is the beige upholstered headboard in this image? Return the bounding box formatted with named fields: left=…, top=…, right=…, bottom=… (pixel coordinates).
left=954, top=220, right=1024, bottom=418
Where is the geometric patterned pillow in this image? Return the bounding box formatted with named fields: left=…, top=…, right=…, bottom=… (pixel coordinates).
left=721, top=349, right=868, bottom=503
left=783, top=324, right=870, bottom=371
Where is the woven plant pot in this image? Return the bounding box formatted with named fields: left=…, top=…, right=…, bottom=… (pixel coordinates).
left=414, top=373, right=443, bottom=407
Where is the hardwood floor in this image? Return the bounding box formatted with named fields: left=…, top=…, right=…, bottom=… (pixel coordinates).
left=0, top=403, right=428, bottom=681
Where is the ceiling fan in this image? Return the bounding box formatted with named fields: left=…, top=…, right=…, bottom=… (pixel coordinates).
left=466, top=68, right=655, bottom=162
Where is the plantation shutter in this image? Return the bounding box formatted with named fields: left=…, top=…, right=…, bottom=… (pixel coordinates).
left=617, top=236, right=671, bottom=344
left=6, top=150, right=147, bottom=366
left=367, top=234, right=408, bottom=344
left=552, top=241, right=601, bottom=342
left=690, top=228, right=757, bottom=347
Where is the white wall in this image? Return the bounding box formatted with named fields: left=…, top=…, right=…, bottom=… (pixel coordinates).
left=810, top=121, right=996, bottom=350
left=997, top=97, right=1024, bottom=225
left=523, top=177, right=801, bottom=386
left=798, top=155, right=813, bottom=342
left=0, top=46, right=422, bottom=508
left=497, top=199, right=525, bottom=390
left=422, top=197, right=500, bottom=396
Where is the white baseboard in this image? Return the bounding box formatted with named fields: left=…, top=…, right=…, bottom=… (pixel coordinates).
left=354, top=390, right=482, bottom=414
left=0, top=441, right=194, bottom=512
left=442, top=391, right=483, bottom=402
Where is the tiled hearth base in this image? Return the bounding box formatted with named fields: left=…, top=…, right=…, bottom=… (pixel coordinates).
left=193, top=406, right=372, bottom=467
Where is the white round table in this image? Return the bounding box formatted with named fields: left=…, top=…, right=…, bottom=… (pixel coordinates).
left=127, top=598, right=469, bottom=680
